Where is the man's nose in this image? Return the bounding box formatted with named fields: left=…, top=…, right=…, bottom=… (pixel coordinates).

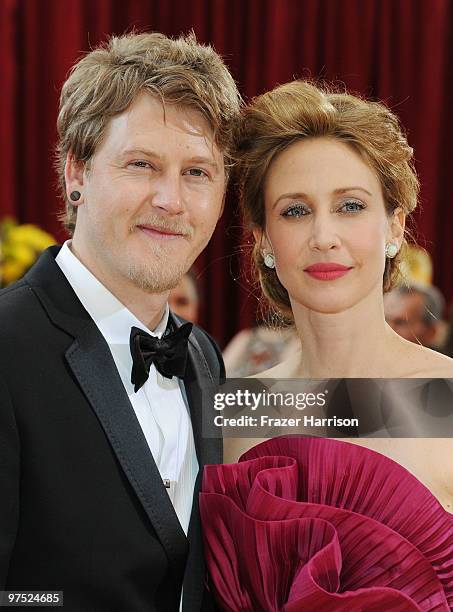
left=150, top=172, right=185, bottom=214
left=307, top=212, right=341, bottom=251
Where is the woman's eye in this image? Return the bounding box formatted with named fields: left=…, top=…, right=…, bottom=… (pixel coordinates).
left=339, top=200, right=365, bottom=213
left=282, top=204, right=310, bottom=218
left=130, top=160, right=151, bottom=169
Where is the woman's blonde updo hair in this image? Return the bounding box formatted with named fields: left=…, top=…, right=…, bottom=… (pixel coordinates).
left=236, top=80, right=419, bottom=320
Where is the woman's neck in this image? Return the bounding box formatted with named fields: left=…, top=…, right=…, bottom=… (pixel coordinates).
left=292, top=292, right=396, bottom=378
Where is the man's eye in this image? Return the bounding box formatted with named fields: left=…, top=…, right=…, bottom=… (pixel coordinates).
left=282, top=204, right=310, bottom=218
left=339, top=200, right=365, bottom=213
left=186, top=168, right=208, bottom=177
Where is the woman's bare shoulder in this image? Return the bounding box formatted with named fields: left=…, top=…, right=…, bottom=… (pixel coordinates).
left=396, top=342, right=453, bottom=378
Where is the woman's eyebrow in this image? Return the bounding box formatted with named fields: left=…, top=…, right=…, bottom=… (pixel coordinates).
left=272, top=192, right=309, bottom=209
left=333, top=187, right=373, bottom=196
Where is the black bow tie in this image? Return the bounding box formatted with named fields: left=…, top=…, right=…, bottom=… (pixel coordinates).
left=129, top=321, right=193, bottom=392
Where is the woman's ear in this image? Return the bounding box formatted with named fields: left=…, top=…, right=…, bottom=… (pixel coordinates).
left=252, top=226, right=271, bottom=255
left=387, top=207, right=406, bottom=247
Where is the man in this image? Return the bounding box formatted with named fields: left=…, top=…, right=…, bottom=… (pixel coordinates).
left=0, top=32, right=240, bottom=611
left=384, top=283, right=446, bottom=349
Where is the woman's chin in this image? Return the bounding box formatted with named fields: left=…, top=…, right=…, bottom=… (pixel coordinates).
left=291, top=295, right=359, bottom=316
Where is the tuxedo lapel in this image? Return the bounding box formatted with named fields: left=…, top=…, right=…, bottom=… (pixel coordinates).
left=25, top=248, right=188, bottom=575
left=65, top=327, right=188, bottom=571
left=172, top=314, right=222, bottom=469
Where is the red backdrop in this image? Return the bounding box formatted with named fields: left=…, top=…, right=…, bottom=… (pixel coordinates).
left=1, top=0, right=452, bottom=345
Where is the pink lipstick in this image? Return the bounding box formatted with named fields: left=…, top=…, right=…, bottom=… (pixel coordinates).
left=304, top=263, right=352, bottom=281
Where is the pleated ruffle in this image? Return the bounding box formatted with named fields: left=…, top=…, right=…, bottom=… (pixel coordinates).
left=200, top=437, right=453, bottom=611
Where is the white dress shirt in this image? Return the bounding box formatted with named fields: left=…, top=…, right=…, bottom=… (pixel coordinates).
left=56, top=241, right=198, bottom=535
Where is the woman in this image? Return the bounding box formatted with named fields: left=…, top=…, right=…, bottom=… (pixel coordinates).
left=201, top=81, right=453, bottom=611
left=237, top=81, right=452, bottom=379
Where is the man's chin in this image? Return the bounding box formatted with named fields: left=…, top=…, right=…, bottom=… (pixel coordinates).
left=126, top=262, right=188, bottom=294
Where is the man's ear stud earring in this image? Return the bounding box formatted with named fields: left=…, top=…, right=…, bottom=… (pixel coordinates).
left=70, top=191, right=81, bottom=202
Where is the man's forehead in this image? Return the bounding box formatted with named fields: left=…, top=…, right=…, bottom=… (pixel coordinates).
left=126, top=92, right=215, bottom=138
left=100, top=95, right=220, bottom=158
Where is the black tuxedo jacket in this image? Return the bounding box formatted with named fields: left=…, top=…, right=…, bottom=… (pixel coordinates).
left=0, top=246, right=223, bottom=612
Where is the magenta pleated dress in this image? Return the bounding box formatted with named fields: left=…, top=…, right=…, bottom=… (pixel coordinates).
left=200, top=436, right=453, bottom=611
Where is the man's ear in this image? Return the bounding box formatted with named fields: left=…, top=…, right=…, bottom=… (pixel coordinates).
left=64, top=152, right=86, bottom=204
left=387, top=207, right=406, bottom=248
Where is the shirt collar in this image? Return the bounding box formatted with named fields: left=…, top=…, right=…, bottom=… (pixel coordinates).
left=55, top=240, right=169, bottom=344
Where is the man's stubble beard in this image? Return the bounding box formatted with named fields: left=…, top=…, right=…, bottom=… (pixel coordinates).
left=123, top=214, right=197, bottom=292
left=126, top=241, right=190, bottom=293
